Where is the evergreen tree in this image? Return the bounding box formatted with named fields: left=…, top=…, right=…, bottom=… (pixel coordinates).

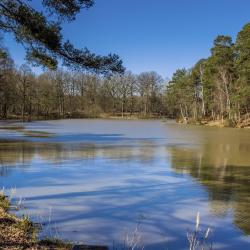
left=0, top=0, right=124, bottom=74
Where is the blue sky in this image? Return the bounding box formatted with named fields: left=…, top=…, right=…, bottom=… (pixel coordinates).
left=3, top=0, right=250, bottom=78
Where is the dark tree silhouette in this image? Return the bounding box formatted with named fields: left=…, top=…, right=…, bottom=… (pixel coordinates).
left=0, top=0, right=125, bottom=74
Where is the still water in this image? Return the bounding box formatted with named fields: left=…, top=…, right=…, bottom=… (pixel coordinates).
left=0, top=119, right=250, bottom=249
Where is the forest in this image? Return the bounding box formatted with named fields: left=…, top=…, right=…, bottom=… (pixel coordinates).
left=0, top=53, right=165, bottom=119
left=166, top=23, right=250, bottom=127
left=1, top=22, right=250, bottom=126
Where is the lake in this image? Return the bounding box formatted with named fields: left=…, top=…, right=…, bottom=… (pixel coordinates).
left=0, top=119, right=250, bottom=249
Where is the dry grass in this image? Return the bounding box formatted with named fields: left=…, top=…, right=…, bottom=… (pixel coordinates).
left=0, top=192, right=71, bottom=250
left=187, top=212, right=213, bottom=250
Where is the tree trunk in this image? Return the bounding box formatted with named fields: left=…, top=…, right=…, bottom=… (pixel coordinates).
left=199, top=65, right=206, bottom=117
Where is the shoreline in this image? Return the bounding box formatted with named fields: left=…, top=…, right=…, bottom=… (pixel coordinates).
left=1, top=116, right=250, bottom=130
left=177, top=118, right=250, bottom=129
left=0, top=113, right=165, bottom=122
left=0, top=192, right=108, bottom=250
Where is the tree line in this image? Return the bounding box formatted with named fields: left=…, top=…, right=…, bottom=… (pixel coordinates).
left=0, top=47, right=166, bottom=120
left=166, top=22, right=250, bottom=125
left=2, top=21, right=250, bottom=124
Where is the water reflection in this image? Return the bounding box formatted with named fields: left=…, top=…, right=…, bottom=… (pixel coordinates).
left=0, top=120, right=250, bottom=249
left=168, top=127, right=250, bottom=235
left=0, top=138, right=159, bottom=176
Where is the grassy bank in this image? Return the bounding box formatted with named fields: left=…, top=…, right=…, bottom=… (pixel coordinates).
left=0, top=193, right=71, bottom=249
left=177, top=117, right=250, bottom=129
